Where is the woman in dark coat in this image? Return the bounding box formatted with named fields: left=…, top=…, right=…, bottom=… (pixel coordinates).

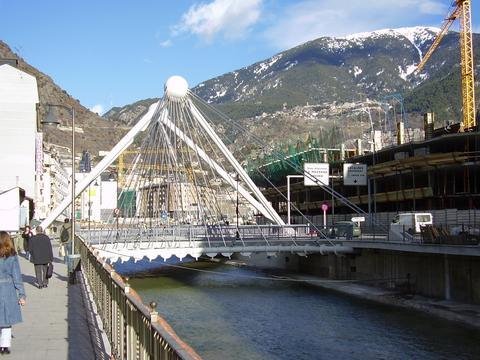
left=0, top=231, right=26, bottom=354
left=29, top=226, right=53, bottom=288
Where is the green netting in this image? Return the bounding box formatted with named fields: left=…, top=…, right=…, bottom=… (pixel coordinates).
left=245, top=134, right=344, bottom=186
left=119, top=190, right=136, bottom=217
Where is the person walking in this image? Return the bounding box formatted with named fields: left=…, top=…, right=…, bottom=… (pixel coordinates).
left=59, top=218, right=72, bottom=260
left=0, top=231, right=26, bottom=355
left=12, top=231, right=23, bottom=255
left=21, top=226, right=33, bottom=259
left=29, top=226, right=53, bottom=289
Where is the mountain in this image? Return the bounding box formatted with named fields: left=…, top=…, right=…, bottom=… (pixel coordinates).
left=104, top=27, right=479, bottom=136
left=196, top=28, right=437, bottom=105
left=0, top=41, right=127, bottom=160
left=3, top=25, right=478, bottom=163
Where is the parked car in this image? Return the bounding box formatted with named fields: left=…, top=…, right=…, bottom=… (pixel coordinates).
left=331, top=221, right=361, bottom=239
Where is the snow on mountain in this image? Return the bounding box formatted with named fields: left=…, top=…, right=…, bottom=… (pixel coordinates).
left=345, top=26, right=439, bottom=59
left=253, top=54, right=283, bottom=76
left=191, top=26, right=450, bottom=106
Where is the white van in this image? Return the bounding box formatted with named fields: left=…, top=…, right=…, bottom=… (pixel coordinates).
left=391, top=212, right=433, bottom=233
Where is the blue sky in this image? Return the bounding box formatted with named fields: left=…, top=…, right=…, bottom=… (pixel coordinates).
left=1, top=0, right=478, bottom=114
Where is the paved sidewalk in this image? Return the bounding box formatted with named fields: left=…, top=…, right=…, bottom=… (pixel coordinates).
left=9, top=245, right=110, bottom=360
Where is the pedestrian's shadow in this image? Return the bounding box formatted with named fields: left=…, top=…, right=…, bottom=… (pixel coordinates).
left=22, top=274, right=38, bottom=287
left=52, top=258, right=64, bottom=264
left=54, top=272, right=69, bottom=282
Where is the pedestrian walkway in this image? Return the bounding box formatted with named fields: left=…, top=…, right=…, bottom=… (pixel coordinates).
left=9, top=245, right=110, bottom=360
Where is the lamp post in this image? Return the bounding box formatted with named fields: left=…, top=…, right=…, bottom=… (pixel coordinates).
left=356, top=107, right=377, bottom=226
left=109, top=172, right=119, bottom=240
left=41, top=104, right=76, bottom=260
left=235, top=173, right=240, bottom=240
left=287, top=175, right=304, bottom=225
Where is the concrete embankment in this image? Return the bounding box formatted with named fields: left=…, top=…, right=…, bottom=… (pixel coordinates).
left=224, top=255, right=480, bottom=330
left=284, top=273, right=480, bottom=330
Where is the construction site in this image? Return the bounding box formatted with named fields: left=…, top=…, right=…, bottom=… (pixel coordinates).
left=256, top=0, right=478, bottom=223
left=244, top=0, right=480, bottom=306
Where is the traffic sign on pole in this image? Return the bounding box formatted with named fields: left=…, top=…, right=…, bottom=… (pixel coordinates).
left=321, top=202, right=329, bottom=229
left=343, top=163, right=367, bottom=186
left=304, top=163, right=329, bottom=186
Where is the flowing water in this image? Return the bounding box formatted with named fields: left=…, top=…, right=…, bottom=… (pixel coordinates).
left=119, top=260, right=480, bottom=360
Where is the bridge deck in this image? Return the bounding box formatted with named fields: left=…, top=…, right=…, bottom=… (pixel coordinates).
left=86, top=227, right=480, bottom=262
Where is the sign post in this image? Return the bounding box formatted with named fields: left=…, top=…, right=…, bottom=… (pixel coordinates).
left=321, top=202, right=329, bottom=229
left=343, top=163, right=370, bottom=224
left=287, top=175, right=305, bottom=225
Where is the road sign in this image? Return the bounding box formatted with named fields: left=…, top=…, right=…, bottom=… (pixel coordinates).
left=343, top=163, right=367, bottom=186
left=114, top=208, right=120, bottom=216
left=351, top=216, right=365, bottom=222
left=321, top=202, right=329, bottom=229
left=304, top=163, right=329, bottom=186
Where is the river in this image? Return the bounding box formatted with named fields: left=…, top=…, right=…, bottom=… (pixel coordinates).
left=118, top=260, right=480, bottom=360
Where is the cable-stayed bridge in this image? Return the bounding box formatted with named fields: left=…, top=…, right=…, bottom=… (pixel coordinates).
left=81, top=224, right=354, bottom=263
left=41, top=76, right=367, bottom=263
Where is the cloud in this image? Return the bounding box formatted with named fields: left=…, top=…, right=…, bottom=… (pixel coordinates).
left=90, top=104, right=104, bottom=115
left=263, top=0, right=448, bottom=50
left=159, top=39, right=172, bottom=47
left=173, top=0, right=262, bottom=42
left=418, top=1, right=447, bottom=15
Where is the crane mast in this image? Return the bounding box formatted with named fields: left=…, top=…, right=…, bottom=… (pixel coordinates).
left=458, top=0, right=475, bottom=130
left=416, top=0, right=476, bottom=130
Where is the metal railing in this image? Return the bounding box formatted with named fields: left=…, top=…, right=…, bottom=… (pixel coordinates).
left=79, top=221, right=480, bottom=250
left=78, top=237, right=202, bottom=360
left=80, top=224, right=320, bottom=246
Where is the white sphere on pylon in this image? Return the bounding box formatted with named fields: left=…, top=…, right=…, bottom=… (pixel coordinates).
left=164, top=76, right=189, bottom=101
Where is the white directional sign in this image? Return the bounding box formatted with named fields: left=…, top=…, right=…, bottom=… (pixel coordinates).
left=343, top=163, right=367, bottom=186
left=304, top=163, right=329, bottom=186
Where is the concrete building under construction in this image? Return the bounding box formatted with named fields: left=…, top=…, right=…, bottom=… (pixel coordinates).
left=260, top=118, right=479, bottom=221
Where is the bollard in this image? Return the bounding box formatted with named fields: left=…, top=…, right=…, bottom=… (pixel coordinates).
left=149, top=301, right=158, bottom=322
left=124, top=277, right=130, bottom=294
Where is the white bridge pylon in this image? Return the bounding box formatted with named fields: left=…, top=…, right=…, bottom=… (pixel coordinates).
left=40, top=75, right=284, bottom=231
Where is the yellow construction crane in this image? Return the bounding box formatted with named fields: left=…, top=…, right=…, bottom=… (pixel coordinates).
left=416, top=0, right=476, bottom=130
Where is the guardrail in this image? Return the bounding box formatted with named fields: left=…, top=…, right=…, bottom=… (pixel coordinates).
left=78, top=222, right=480, bottom=249
left=80, top=224, right=317, bottom=246
left=78, top=237, right=202, bottom=360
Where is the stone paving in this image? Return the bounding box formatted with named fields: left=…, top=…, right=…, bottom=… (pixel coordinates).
left=8, top=245, right=110, bottom=360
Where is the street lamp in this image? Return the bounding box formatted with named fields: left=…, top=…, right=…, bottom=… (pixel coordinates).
left=356, top=107, right=377, bottom=226
left=287, top=175, right=304, bottom=225
left=41, top=104, right=76, bottom=262
left=235, top=173, right=240, bottom=240
left=109, top=172, right=120, bottom=240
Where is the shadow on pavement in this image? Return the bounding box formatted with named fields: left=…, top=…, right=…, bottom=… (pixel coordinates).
left=67, top=271, right=110, bottom=360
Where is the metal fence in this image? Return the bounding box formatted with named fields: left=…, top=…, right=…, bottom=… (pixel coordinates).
left=78, top=237, right=202, bottom=360
left=287, top=208, right=480, bottom=230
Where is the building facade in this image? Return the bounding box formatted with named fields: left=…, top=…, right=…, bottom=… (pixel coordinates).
left=0, top=64, right=39, bottom=199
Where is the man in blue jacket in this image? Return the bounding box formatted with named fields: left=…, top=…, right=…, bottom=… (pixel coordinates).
left=29, top=226, right=53, bottom=289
